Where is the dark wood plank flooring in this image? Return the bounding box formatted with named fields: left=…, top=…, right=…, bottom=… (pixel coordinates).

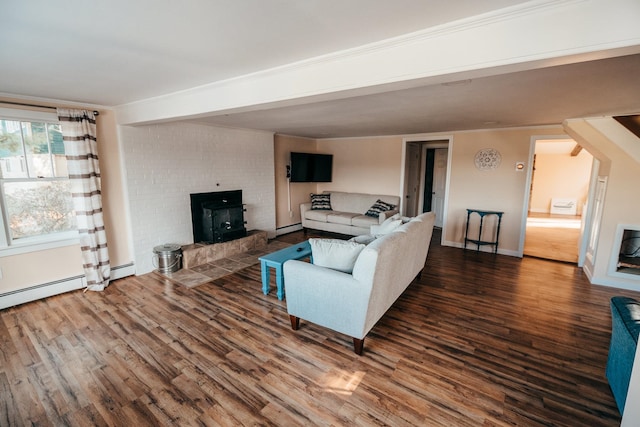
left=2, top=229, right=638, bottom=426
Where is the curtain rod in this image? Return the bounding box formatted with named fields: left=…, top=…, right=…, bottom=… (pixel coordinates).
left=0, top=100, right=100, bottom=116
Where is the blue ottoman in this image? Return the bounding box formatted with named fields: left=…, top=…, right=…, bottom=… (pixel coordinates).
left=606, top=296, right=640, bottom=415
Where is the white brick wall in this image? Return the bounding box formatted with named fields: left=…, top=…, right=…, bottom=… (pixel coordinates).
left=120, top=122, right=276, bottom=275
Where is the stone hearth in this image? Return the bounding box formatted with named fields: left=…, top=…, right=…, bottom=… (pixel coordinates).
left=156, top=230, right=291, bottom=289
left=182, top=230, right=268, bottom=269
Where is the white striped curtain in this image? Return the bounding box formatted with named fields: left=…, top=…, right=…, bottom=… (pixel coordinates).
left=57, top=109, right=111, bottom=291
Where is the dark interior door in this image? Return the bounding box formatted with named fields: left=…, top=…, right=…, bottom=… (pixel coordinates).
left=422, top=148, right=435, bottom=212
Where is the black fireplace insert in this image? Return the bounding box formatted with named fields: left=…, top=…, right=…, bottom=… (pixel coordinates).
left=190, top=190, right=247, bottom=243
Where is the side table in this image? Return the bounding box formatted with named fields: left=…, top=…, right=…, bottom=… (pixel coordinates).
left=258, top=241, right=312, bottom=300
left=464, top=209, right=504, bottom=254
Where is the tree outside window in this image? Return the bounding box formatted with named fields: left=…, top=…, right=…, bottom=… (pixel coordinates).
left=0, top=118, right=76, bottom=242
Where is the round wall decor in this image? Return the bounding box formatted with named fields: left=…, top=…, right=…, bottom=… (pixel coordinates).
left=474, top=148, right=501, bottom=170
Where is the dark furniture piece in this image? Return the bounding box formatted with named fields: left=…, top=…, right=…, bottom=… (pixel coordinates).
left=606, top=296, right=640, bottom=415
left=190, top=190, right=247, bottom=243
left=464, top=209, right=503, bottom=254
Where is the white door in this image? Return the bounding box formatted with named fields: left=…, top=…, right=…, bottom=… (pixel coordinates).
left=431, top=148, right=448, bottom=227
left=585, top=176, right=607, bottom=265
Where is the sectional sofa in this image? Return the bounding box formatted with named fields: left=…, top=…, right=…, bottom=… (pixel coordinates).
left=300, top=191, right=400, bottom=236
left=284, top=211, right=436, bottom=354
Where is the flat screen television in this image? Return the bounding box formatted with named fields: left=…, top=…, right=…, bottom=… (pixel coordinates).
left=289, top=152, right=333, bottom=182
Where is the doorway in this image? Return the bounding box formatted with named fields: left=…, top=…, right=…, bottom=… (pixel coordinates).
left=403, top=139, right=449, bottom=228
left=523, top=138, right=593, bottom=263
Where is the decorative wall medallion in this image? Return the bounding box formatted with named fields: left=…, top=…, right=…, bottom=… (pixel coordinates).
left=474, top=148, right=501, bottom=170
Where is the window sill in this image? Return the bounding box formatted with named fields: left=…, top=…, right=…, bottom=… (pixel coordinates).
left=0, top=236, right=80, bottom=257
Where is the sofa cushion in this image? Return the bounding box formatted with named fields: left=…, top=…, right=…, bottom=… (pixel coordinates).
left=310, top=193, right=332, bottom=210
left=371, top=217, right=402, bottom=236
left=305, top=210, right=331, bottom=222
left=326, top=191, right=399, bottom=214
left=327, top=212, right=359, bottom=225
left=327, top=192, right=370, bottom=213
left=309, top=238, right=366, bottom=273
left=365, top=199, right=397, bottom=217
left=351, top=215, right=378, bottom=228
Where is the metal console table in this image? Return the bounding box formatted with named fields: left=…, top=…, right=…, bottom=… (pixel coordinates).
left=464, top=209, right=504, bottom=254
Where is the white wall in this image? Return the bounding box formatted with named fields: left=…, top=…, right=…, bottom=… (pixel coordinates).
left=316, top=136, right=403, bottom=196
left=273, top=135, right=317, bottom=232
left=443, top=127, right=565, bottom=256
left=120, top=122, right=276, bottom=275
left=565, top=117, right=640, bottom=291
left=0, top=101, right=135, bottom=308
left=529, top=149, right=593, bottom=215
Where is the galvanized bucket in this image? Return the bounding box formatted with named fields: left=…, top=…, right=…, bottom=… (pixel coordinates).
left=153, top=244, right=183, bottom=274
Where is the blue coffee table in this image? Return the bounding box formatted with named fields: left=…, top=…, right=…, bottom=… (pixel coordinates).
left=259, top=241, right=312, bottom=300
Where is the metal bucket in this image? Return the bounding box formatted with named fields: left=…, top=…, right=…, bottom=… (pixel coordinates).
left=153, top=244, right=183, bottom=274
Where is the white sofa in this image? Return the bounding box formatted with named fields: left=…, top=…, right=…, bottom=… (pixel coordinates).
left=301, top=191, right=400, bottom=236
left=284, top=211, right=436, bottom=355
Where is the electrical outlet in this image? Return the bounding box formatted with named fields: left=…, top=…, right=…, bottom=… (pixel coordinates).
left=0, top=267, right=3, bottom=279
left=289, top=211, right=294, bottom=218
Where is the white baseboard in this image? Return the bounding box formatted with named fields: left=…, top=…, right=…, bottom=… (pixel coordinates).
left=0, top=276, right=85, bottom=310
left=112, top=263, right=136, bottom=280
left=0, top=262, right=135, bottom=310
left=442, top=240, right=521, bottom=257
left=276, top=223, right=303, bottom=236
left=587, top=271, right=640, bottom=292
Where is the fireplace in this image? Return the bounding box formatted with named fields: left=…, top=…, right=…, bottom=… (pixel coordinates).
left=616, top=226, right=640, bottom=276
left=190, top=190, right=247, bottom=244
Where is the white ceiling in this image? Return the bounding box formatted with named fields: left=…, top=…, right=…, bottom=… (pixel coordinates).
left=2, top=0, right=640, bottom=138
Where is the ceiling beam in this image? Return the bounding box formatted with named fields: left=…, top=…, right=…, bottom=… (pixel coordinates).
left=570, top=144, right=583, bottom=156
left=115, top=0, right=640, bottom=126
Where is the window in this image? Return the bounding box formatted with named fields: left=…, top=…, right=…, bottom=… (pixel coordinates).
left=0, top=108, right=77, bottom=251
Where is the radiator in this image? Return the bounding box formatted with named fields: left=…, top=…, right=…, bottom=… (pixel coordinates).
left=550, top=198, right=577, bottom=215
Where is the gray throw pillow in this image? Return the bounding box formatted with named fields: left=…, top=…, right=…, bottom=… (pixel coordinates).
left=309, top=238, right=365, bottom=273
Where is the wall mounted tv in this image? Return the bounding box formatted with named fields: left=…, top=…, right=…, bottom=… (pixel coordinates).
left=289, top=152, right=333, bottom=182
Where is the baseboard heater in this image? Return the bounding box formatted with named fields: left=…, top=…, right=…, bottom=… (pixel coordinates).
left=0, top=262, right=135, bottom=310
left=276, top=223, right=303, bottom=236
left=550, top=198, right=577, bottom=215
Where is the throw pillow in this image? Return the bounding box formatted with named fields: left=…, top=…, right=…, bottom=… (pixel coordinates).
left=310, top=193, right=331, bottom=210
left=365, top=199, right=397, bottom=217
left=309, top=238, right=366, bottom=273
left=370, top=218, right=402, bottom=236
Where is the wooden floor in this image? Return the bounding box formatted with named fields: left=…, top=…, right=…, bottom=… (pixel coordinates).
left=2, top=229, right=639, bottom=426
left=524, top=214, right=581, bottom=263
